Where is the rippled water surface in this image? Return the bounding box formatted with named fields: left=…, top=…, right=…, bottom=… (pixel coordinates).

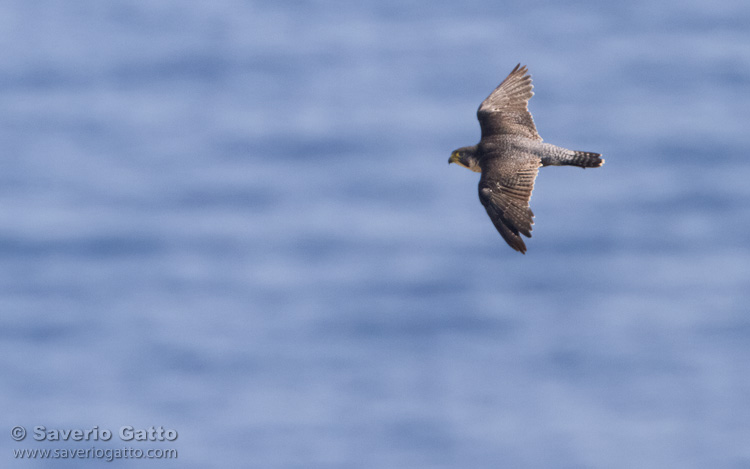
left=2, top=1, right=750, bottom=467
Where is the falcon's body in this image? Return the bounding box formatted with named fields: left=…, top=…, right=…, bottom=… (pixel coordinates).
left=449, top=64, right=603, bottom=253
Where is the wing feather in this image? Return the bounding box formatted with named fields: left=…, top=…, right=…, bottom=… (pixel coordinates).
left=478, top=156, right=541, bottom=254
left=477, top=64, right=541, bottom=141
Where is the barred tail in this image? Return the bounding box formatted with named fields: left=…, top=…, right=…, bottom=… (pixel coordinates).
left=541, top=147, right=604, bottom=168
left=569, top=151, right=604, bottom=168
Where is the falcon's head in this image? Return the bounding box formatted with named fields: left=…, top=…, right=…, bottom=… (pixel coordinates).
left=449, top=146, right=481, bottom=172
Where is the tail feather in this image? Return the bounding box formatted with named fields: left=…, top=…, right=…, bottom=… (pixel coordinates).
left=540, top=144, right=604, bottom=168
left=570, top=151, right=604, bottom=168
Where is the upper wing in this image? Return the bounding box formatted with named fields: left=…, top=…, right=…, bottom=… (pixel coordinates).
left=477, top=64, right=541, bottom=141
left=478, top=156, right=541, bottom=254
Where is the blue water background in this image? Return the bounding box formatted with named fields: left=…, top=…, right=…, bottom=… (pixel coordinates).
left=2, top=1, right=750, bottom=467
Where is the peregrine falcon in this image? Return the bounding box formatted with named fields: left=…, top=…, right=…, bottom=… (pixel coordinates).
left=449, top=64, right=604, bottom=254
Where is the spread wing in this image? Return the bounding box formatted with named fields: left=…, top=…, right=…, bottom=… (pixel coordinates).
left=477, top=64, right=541, bottom=141
left=478, top=156, right=541, bottom=254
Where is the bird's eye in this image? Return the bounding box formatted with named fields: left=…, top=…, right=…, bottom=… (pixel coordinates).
left=455, top=152, right=461, bottom=157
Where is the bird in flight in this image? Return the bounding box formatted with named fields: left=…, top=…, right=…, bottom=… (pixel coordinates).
left=449, top=64, right=603, bottom=254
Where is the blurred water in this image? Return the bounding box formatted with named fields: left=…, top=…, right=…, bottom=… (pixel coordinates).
left=2, top=0, right=750, bottom=467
